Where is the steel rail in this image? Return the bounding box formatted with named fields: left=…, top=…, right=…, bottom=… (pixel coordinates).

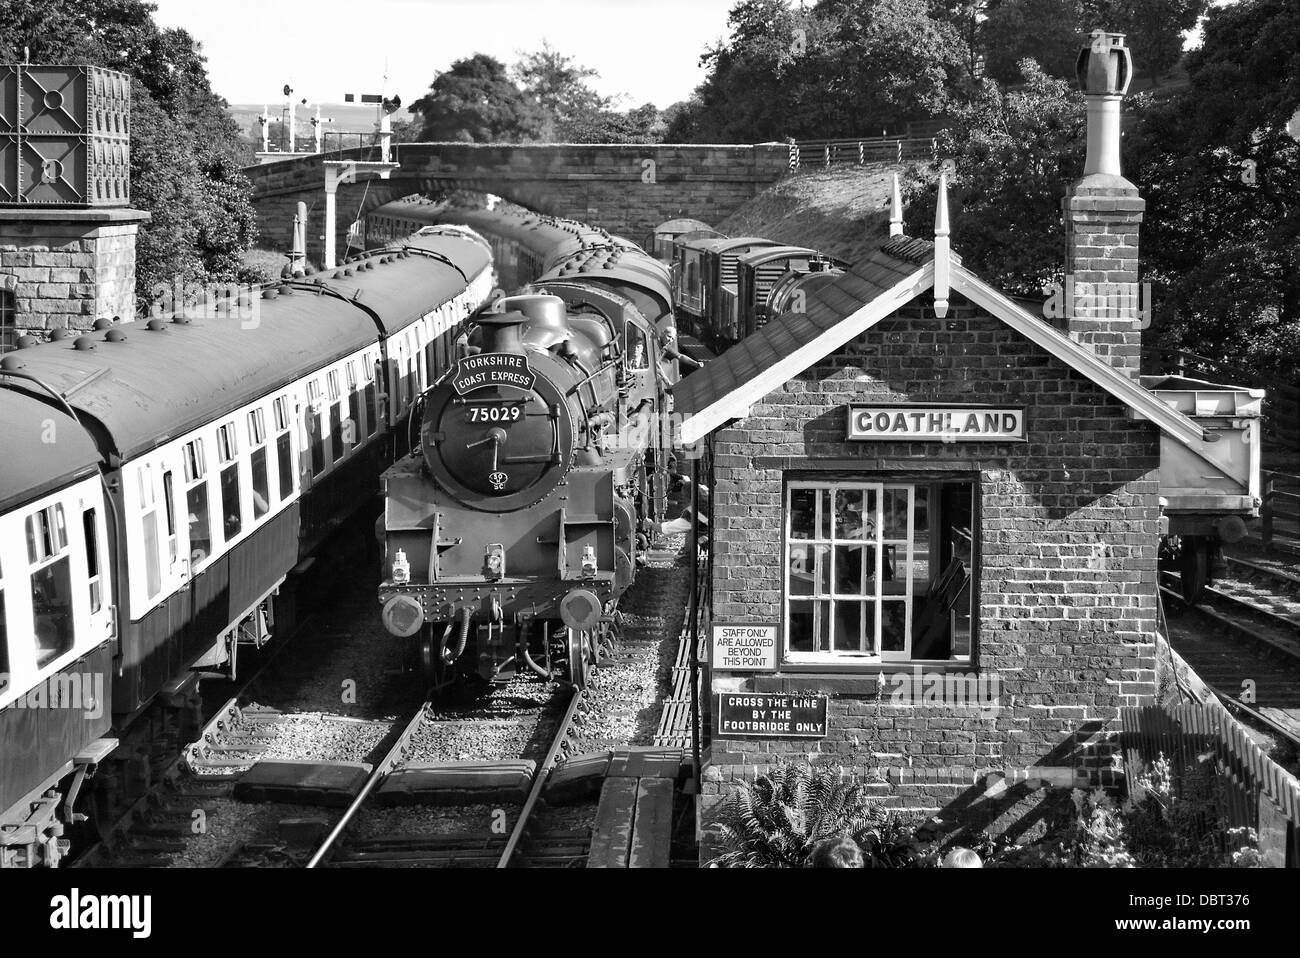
left=497, top=688, right=582, bottom=869
left=306, top=700, right=431, bottom=869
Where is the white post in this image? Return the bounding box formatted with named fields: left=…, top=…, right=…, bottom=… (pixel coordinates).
left=324, top=184, right=337, bottom=269
left=314, top=105, right=323, bottom=154
left=379, top=112, right=392, bottom=164
left=287, top=95, right=296, bottom=153
left=889, top=173, right=904, bottom=237
left=260, top=105, right=270, bottom=153
left=292, top=201, right=307, bottom=275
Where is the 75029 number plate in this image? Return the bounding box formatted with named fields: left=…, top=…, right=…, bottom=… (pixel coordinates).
left=465, top=402, right=526, bottom=424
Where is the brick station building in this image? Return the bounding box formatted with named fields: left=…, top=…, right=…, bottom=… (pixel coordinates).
left=675, top=33, right=1211, bottom=836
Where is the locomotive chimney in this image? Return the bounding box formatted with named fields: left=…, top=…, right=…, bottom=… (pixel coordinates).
left=477, top=311, right=529, bottom=354
left=1063, top=30, right=1145, bottom=378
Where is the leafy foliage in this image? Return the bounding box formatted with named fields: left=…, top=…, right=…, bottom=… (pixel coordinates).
left=409, top=54, right=546, bottom=143
left=0, top=0, right=259, bottom=311
left=707, top=763, right=927, bottom=867
left=905, top=60, right=1084, bottom=297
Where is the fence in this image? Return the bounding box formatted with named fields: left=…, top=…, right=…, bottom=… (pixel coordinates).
left=1121, top=702, right=1299, bottom=866
left=1262, top=471, right=1300, bottom=554
left=787, top=135, right=938, bottom=171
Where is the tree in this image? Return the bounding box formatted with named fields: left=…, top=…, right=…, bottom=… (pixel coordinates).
left=1084, top=0, right=1210, bottom=83
left=0, top=0, right=260, bottom=307
left=904, top=60, right=1085, bottom=297
left=513, top=41, right=614, bottom=141
left=981, top=0, right=1084, bottom=83
left=409, top=54, right=546, bottom=143
left=1127, top=0, right=1300, bottom=371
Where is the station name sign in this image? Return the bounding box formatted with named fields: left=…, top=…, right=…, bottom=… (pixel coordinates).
left=451, top=353, right=536, bottom=396
left=847, top=405, right=1025, bottom=442
left=711, top=624, right=777, bottom=671
left=716, top=693, right=829, bottom=738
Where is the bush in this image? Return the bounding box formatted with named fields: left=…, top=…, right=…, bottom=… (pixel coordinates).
left=706, top=763, right=929, bottom=868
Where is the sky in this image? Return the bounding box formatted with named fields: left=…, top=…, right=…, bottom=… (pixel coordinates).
left=149, top=0, right=737, bottom=110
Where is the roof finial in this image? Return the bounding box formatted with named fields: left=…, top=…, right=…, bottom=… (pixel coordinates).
left=889, top=173, right=903, bottom=237
left=933, top=169, right=951, bottom=319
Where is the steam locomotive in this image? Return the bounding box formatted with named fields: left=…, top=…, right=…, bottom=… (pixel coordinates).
left=375, top=204, right=685, bottom=691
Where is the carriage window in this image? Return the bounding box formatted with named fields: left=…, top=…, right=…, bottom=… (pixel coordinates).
left=365, top=361, right=379, bottom=437
left=308, top=381, right=326, bottom=476
left=273, top=395, right=296, bottom=498
left=247, top=410, right=271, bottom=520
left=330, top=400, right=345, bottom=462
left=137, top=466, right=161, bottom=597
left=162, top=470, right=177, bottom=563
left=626, top=324, right=649, bottom=370
left=83, top=508, right=101, bottom=613
left=784, top=480, right=974, bottom=663
left=184, top=439, right=212, bottom=565
left=31, top=554, right=73, bottom=669
left=26, top=504, right=68, bottom=564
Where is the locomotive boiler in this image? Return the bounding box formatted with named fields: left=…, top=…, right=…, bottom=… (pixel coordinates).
left=378, top=292, right=672, bottom=691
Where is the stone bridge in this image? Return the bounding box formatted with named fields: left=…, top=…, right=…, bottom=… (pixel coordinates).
left=244, top=142, right=791, bottom=265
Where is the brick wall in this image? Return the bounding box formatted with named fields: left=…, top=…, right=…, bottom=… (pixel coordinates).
left=1063, top=180, right=1145, bottom=378
left=0, top=212, right=146, bottom=334
left=703, top=293, right=1161, bottom=836
left=246, top=143, right=790, bottom=265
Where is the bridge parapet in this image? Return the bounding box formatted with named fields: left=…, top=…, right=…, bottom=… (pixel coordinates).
left=245, top=142, right=791, bottom=265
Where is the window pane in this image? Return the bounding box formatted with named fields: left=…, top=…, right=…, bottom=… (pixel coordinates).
left=349, top=392, right=361, bottom=445
left=881, top=602, right=907, bottom=654
left=310, top=413, right=325, bottom=475
left=364, top=383, right=378, bottom=436
left=790, top=488, right=816, bottom=540
left=32, top=556, right=73, bottom=668
left=188, top=485, right=211, bottom=563
left=834, top=489, right=865, bottom=539
left=834, top=544, right=865, bottom=596
left=330, top=403, right=344, bottom=461
left=832, top=600, right=864, bottom=652
left=162, top=471, right=176, bottom=536
left=277, top=433, right=294, bottom=499
left=142, top=511, right=161, bottom=598
left=788, top=602, right=819, bottom=653
left=789, top=543, right=828, bottom=596
left=251, top=447, right=270, bottom=519
left=883, top=487, right=910, bottom=540
left=0, top=590, right=8, bottom=690
left=913, top=485, right=930, bottom=540
left=220, top=464, right=242, bottom=540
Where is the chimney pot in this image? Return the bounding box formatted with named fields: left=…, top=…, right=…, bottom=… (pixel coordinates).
left=1076, top=31, right=1132, bottom=97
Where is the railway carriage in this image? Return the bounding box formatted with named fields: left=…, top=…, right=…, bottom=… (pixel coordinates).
left=0, top=226, right=493, bottom=866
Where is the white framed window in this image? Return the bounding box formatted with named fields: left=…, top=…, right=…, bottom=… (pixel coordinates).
left=247, top=408, right=271, bottom=520
left=273, top=394, right=295, bottom=500
left=784, top=479, right=974, bottom=664
left=26, top=503, right=74, bottom=669
left=184, top=438, right=213, bottom=566
left=215, top=423, right=242, bottom=542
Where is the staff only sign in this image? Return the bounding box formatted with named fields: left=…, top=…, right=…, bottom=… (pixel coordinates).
left=847, top=405, right=1026, bottom=442
left=711, top=623, right=778, bottom=671
left=451, top=353, right=537, bottom=396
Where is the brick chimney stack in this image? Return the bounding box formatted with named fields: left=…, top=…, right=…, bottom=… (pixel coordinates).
left=1063, top=31, right=1145, bottom=378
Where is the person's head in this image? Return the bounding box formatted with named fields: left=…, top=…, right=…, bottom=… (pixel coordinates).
left=807, top=836, right=864, bottom=868
left=941, top=847, right=982, bottom=868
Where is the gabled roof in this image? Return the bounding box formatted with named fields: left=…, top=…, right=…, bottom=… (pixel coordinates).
left=674, top=236, right=1207, bottom=448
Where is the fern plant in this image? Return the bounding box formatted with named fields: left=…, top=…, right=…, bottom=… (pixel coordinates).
left=707, top=763, right=913, bottom=868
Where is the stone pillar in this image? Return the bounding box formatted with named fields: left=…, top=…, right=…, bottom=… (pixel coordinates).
left=0, top=208, right=150, bottom=336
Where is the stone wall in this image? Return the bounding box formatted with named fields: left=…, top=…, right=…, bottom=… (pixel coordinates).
left=245, top=143, right=791, bottom=266
left=0, top=210, right=148, bottom=335
left=703, top=293, right=1161, bottom=837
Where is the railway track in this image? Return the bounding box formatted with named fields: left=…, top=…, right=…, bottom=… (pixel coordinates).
left=310, top=689, right=585, bottom=868
left=1159, top=570, right=1300, bottom=753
